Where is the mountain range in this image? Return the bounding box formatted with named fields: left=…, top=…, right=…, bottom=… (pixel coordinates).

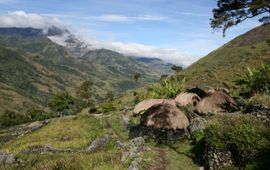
left=0, top=27, right=173, bottom=113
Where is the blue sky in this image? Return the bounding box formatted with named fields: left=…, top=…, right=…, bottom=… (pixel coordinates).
left=0, top=0, right=262, bottom=65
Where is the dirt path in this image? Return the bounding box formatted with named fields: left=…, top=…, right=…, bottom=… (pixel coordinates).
left=104, top=119, right=125, bottom=141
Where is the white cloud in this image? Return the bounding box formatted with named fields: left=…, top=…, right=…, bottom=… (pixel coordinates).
left=80, top=37, right=198, bottom=66
left=179, top=12, right=210, bottom=17
left=87, top=14, right=167, bottom=22
left=0, top=11, right=65, bottom=31
left=0, top=11, right=196, bottom=66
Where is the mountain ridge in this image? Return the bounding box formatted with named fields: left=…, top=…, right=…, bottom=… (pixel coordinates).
left=0, top=27, right=173, bottom=113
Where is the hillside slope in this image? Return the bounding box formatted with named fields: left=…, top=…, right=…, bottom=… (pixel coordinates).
left=183, top=24, right=270, bottom=88
left=0, top=29, right=170, bottom=113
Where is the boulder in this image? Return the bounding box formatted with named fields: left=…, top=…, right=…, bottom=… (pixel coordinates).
left=121, top=137, right=145, bottom=163
left=86, top=135, right=110, bottom=153
left=0, top=151, right=5, bottom=163
left=133, top=99, right=176, bottom=116
left=189, top=116, right=205, bottom=135
left=128, top=159, right=140, bottom=170
left=194, top=91, right=239, bottom=115
left=5, top=154, right=15, bottom=164
left=140, top=103, right=189, bottom=130
left=0, top=151, right=15, bottom=164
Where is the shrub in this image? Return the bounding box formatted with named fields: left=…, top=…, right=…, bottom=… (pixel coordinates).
left=204, top=114, right=270, bottom=168
left=145, top=76, right=186, bottom=99
left=0, top=110, right=30, bottom=128
left=48, top=91, right=75, bottom=116
left=235, top=63, right=270, bottom=97
left=26, top=109, right=55, bottom=121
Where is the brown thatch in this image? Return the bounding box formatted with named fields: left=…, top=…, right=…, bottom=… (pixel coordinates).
left=186, top=87, right=208, bottom=98
left=140, top=103, right=189, bottom=130
left=133, top=99, right=176, bottom=116
left=175, top=92, right=201, bottom=107
left=194, top=91, right=239, bottom=115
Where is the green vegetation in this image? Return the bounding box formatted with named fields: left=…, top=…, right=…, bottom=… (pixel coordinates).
left=183, top=24, right=270, bottom=88
left=203, top=114, right=270, bottom=168
left=76, top=80, right=95, bottom=107
left=48, top=91, right=75, bottom=117
left=211, top=0, right=270, bottom=35
left=163, top=140, right=200, bottom=170
left=0, top=110, right=30, bottom=128
left=0, top=34, right=170, bottom=113
left=141, top=76, right=186, bottom=99
left=2, top=115, right=105, bottom=153
left=235, top=63, right=270, bottom=97
left=0, top=152, right=125, bottom=170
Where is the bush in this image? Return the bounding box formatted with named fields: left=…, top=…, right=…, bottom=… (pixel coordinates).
left=235, top=63, right=270, bottom=97
left=48, top=91, right=75, bottom=116
left=204, top=114, right=270, bottom=168
left=145, top=76, right=186, bottom=99
left=26, top=109, right=56, bottom=121
left=0, top=110, right=30, bottom=128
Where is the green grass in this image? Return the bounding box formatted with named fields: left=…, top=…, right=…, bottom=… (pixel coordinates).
left=1, top=115, right=105, bottom=153
left=164, top=140, right=200, bottom=170
left=183, top=24, right=270, bottom=89
left=1, top=151, right=125, bottom=170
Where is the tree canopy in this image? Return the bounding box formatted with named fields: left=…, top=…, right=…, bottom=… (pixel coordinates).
left=48, top=91, right=74, bottom=116
left=211, top=0, right=270, bottom=36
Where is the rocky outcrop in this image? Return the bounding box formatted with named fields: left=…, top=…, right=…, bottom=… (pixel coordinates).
left=205, top=147, right=233, bottom=170
left=243, top=105, right=270, bottom=123
left=0, top=120, right=49, bottom=145
left=189, top=116, right=205, bottom=135
left=21, top=144, right=57, bottom=154
left=86, top=135, right=110, bottom=153
left=0, top=151, right=15, bottom=165
left=118, top=137, right=146, bottom=170
left=119, top=111, right=130, bottom=131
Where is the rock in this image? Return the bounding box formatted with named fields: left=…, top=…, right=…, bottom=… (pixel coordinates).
left=128, top=160, right=140, bottom=170
left=27, top=120, right=49, bottom=132
left=189, top=116, right=205, bottom=135
left=140, top=103, right=189, bottom=130
left=119, top=112, right=129, bottom=130
left=205, top=146, right=233, bottom=170
left=129, top=137, right=144, bottom=150
left=116, top=140, right=125, bottom=149
left=5, top=154, right=15, bottom=164
left=86, top=135, right=110, bottom=153
left=0, top=151, right=16, bottom=164
left=121, top=137, right=145, bottom=163
left=43, top=144, right=56, bottom=152
left=0, top=151, right=5, bottom=163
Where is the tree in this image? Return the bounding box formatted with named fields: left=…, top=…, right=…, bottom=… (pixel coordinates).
left=76, top=80, right=94, bottom=106
left=211, top=0, right=270, bottom=36
left=171, top=65, right=183, bottom=73
left=48, top=92, right=74, bottom=117
left=133, top=73, right=141, bottom=83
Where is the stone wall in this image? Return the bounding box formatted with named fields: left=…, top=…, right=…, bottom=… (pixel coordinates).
left=205, top=146, right=233, bottom=170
